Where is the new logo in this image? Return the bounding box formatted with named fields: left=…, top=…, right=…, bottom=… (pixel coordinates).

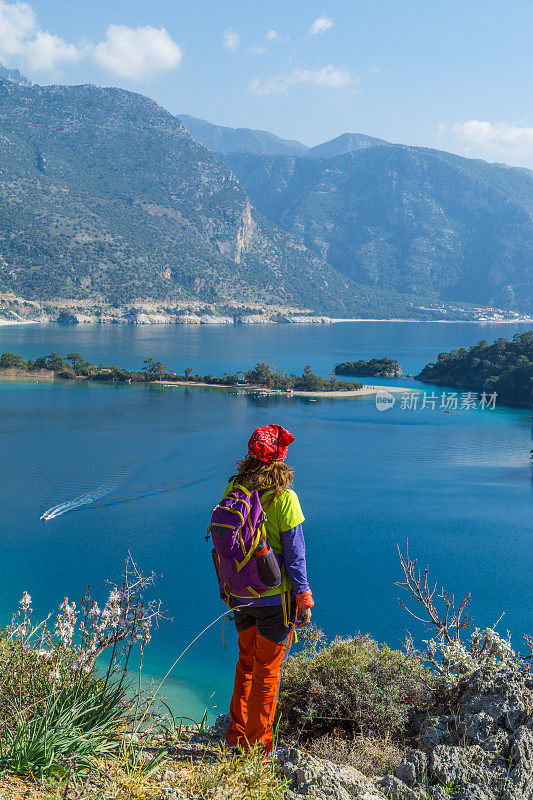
left=375, top=390, right=396, bottom=411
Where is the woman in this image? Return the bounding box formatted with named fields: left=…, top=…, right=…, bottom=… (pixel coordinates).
left=223, top=424, right=314, bottom=753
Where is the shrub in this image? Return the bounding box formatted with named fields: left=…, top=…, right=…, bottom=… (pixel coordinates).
left=277, top=627, right=431, bottom=742
left=0, top=557, right=164, bottom=781
left=0, top=680, right=126, bottom=779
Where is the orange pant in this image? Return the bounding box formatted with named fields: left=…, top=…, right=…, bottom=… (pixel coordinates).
left=227, top=623, right=293, bottom=753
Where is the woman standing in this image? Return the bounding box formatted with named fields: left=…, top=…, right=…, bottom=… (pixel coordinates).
left=220, top=424, right=314, bottom=753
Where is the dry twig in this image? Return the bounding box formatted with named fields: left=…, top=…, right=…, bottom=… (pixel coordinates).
left=395, top=541, right=473, bottom=643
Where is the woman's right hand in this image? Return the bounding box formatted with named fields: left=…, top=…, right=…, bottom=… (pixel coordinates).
left=296, top=607, right=312, bottom=627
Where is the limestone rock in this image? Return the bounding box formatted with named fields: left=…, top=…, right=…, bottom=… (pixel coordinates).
left=428, top=744, right=496, bottom=786
left=277, top=747, right=387, bottom=800
left=456, top=787, right=495, bottom=800
left=378, top=774, right=427, bottom=799
left=395, top=750, right=428, bottom=786
left=418, top=716, right=455, bottom=751
left=383, top=666, right=533, bottom=800
left=503, top=763, right=533, bottom=800
left=198, top=315, right=233, bottom=324
left=237, top=314, right=269, bottom=323
left=459, top=668, right=533, bottom=733
left=509, top=725, right=533, bottom=769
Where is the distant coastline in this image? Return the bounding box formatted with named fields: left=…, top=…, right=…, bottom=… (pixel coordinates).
left=1, top=291, right=531, bottom=327
left=1, top=316, right=532, bottom=327
left=0, top=349, right=421, bottom=400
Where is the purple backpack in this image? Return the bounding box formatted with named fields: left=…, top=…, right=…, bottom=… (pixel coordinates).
left=209, top=483, right=282, bottom=599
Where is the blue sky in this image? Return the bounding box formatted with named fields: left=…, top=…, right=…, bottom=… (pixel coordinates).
left=1, top=0, right=532, bottom=167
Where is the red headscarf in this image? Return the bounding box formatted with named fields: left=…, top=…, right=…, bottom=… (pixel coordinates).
left=248, top=424, right=295, bottom=463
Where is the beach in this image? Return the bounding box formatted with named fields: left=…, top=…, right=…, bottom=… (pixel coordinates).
left=159, top=380, right=415, bottom=398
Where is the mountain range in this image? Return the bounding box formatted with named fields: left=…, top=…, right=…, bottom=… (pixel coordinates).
left=0, top=69, right=531, bottom=320
left=180, top=114, right=388, bottom=158
left=184, top=115, right=533, bottom=315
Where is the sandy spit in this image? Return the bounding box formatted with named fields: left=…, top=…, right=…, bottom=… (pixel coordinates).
left=159, top=381, right=415, bottom=398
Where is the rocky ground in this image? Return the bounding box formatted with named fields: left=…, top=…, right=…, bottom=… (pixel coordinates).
left=0, top=668, right=531, bottom=799
left=277, top=665, right=533, bottom=800
left=380, top=666, right=533, bottom=800
left=194, top=664, right=533, bottom=800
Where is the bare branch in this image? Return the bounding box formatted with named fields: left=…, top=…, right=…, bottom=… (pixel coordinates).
left=395, top=541, right=473, bottom=644
left=523, top=634, right=533, bottom=661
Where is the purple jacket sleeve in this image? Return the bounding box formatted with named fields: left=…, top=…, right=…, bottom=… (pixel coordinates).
left=281, top=524, right=310, bottom=595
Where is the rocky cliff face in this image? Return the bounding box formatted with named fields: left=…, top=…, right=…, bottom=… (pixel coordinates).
left=222, top=147, right=533, bottom=314
left=0, top=63, right=33, bottom=87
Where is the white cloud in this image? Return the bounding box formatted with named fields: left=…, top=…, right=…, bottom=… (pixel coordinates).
left=251, top=29, right=288, bottom=54
left=93, top=24, right=181, bottom=80
left=0, top=0, right=35, bottom=57
left=0, top=1, right=182, bottom=78
left=24, top=31, right=81, bottom=71
left=446, top=120, right=533, bottom=166
left=0, top=0, right=80, bottom=71
left=223, top=29, right=240, bottom=51
left=309, top=16, right=334, bottom=35
left=450, top=120, right=533, bottom=151
left=250, top=65, right=356, bottom=96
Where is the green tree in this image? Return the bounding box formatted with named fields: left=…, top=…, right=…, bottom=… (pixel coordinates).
left=0, top=352, right=27, bottom=370
left=44, top=353, right=69, bottom=372
left=66, top=353, right=85, bottom=373
left=143, top=358, right=167, bottom=380
left=184, top=367, right=193, bottom=381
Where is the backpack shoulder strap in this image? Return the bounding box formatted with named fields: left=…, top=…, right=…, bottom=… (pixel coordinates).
left=232, top=482, right=252, bottom=497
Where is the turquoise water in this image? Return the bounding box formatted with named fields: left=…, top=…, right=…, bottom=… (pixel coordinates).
left=0, top=322, right=531, bottom=721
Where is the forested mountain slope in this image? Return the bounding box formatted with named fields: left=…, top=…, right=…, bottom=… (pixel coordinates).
left=223, top=146, right=533, bottom=313
left=0, top=79, right=393, bottom=315
left=1, top=79, right=531, bottom=319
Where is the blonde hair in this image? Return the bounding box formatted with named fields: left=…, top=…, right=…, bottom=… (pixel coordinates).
left=231, top=455, right=293, bottom=505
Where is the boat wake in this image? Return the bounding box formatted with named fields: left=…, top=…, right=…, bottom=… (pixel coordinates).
left=40, top=476, right=125, bottom=520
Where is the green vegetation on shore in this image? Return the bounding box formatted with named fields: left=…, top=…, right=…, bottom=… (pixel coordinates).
left=416, top=331, right=533, bottom=407
left=334, top=357, right=403, bottom=377
left=0, top=352, right=360, bottom=392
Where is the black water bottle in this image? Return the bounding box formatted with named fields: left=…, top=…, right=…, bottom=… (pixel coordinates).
left=254, top=540, right=282, bottom=588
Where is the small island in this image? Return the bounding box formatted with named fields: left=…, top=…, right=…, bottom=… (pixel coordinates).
left=415, top=331, right=533, bottom=408
left=334, top=357, right=403, bottom=377
left=0, top=352, right=361, bottom=394
left=0, top=352, right=416, bottom=399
